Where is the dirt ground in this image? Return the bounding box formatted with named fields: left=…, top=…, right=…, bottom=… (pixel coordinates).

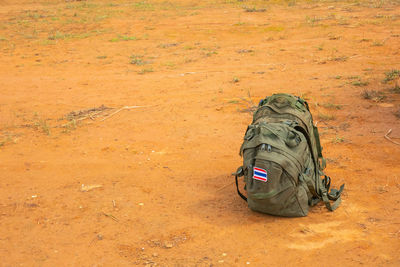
left=1, top=0, right=400, bottom=266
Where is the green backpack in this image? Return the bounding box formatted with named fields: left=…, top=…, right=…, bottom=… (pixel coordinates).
left=234, top=93, right=344, bottom=217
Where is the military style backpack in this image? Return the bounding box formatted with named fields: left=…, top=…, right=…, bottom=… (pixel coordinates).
left=234, top=93, right=344, bottom=217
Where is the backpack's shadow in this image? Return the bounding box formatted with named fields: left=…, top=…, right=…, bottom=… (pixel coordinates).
left=185, top=174, right=291, bottom=226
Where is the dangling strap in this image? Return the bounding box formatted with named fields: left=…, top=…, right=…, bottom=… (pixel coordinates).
left=320, top=175, right=345, bottom=211
left=234, top=166, right=247, bottom=201
left=295, top=124, right=345, bottom=211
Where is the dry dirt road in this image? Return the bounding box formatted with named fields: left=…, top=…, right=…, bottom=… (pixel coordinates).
left=0, top=0, right=400, bottom=266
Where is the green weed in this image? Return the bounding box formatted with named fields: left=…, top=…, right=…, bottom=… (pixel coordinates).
left=131, top=1, right=154, bottom=11
left=372, top=40, right=384, bottom=46
left=383, top=69, right=400, bottom=83
left=332, top=136, right=345, bottom=143
left=33, top=118, right=51, bottom=135
left=138, top=68, right=154, bottom=74
left=264, top=26, right=284, bottom=32
left=361, top=89, right=385, bottom=101
left=130, top=55, right=146, bottom=65
left=330, top=55, right=348, bottom=62
left=352, top=80, right=369, bottom=86
left=110, top=35, right=137, bottom=42
left=318, top=113, right=335, bottom=121
left=243, top=7, right=266, bottom=12
left=321, top=103, right=342, bottom=110
left=48, top=31, right=70, bottom=40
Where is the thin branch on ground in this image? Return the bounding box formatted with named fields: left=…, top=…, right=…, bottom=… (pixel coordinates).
left=384, top=129, right=400, bottom=145
left=99, top=105, right=151, bottom=121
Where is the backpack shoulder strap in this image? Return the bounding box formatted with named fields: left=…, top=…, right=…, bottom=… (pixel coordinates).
left=294, top=125, right=345, bottom=211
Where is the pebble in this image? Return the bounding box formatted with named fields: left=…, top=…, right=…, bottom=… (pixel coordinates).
left=164, top=241, right=174, bottom=248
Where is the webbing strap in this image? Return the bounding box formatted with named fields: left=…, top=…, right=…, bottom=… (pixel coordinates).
left=322, top=192, right=342, bottom=211
left=234, top=166, right=247, bottom=202
left=320, top=175, right=345, bottom=211
left=313, top=125, right=323, bottom=159
left=296, top=124, right=345, bottom=211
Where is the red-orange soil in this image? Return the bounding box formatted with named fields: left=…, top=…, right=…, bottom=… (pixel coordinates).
left=0, top=0, right=399, bottom=266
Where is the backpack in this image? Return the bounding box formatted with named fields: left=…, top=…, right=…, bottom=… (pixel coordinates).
left=234, top=93, right=344, bottom=217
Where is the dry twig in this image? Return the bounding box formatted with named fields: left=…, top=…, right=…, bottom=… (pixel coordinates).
left=100, top=105, right=151, bottom=121
left=102, top=212, right=119, bottom=222
left=384, top=129, right=400, bottom=146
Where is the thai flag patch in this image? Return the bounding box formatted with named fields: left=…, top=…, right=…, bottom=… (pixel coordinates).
left=253, top=167, right=268, bottom=182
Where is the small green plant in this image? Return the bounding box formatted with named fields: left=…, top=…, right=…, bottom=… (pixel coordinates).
left=97, top=55, right=107, bottom=59
left=372, top=40, right=384, bottom=46
left=243, top=7, right=266, bottom=12
left=34, top=118, right=51, bottom=135
left=321, top=103, right=342, bottom=110
left=334, top=75, right=342, bottom=79
left=332, top=135, right=345, bottom=143
left=318, top=113, right=335, bottom=121
left=40, top=39, right=55, bottom=46
left=305, top=16, right=321, bottom=26
left=392, top=84, right=400, bottom=93
left=159, top=43, right=179, bottom=48
left=138, top=68, right=154, bottom=74
left=110, top=35, right=137, bottom=42
left=61, top=119, right=77, bottom=133
left=383, top=69, right=400, bottom=83
left=48, top=31, right=70, bottom=40
left=264, top=26, right=284, bottom=32
left=0, top=132, right=19, bottom=147
left=232, top=77, right=240, bottom=83
left=163, top=61, right=176, bottom=68
left=130, top=55, right=145, bottom=65
left=205, top=50, right=218, bottom=57
left=352, top=80, right=369, bottom=86
left=361, top=89, right=385, bottom=101
left=330, top=55, right=348, bottom=62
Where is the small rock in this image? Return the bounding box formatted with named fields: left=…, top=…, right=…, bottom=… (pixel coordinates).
left=152, top=252, right=158, bottom=257
left=81, top=184, right=102, bottom=192
left=97, top=234, right=103, bottom=240
left=164, top=241, right=174, bottom=248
